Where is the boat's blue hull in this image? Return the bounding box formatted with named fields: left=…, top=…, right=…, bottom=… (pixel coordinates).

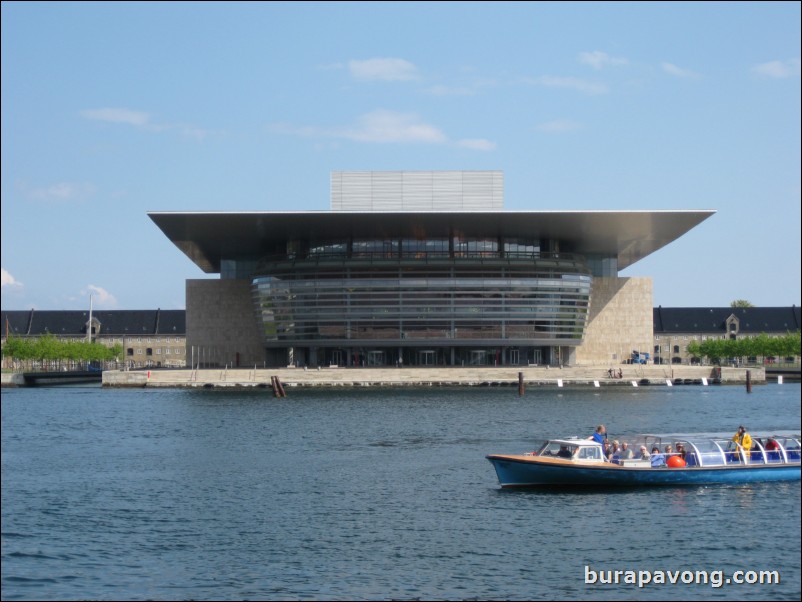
left=486, top=455, right=801, bottom=488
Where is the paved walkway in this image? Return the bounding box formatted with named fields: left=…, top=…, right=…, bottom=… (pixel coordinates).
left=103, top=364, right=764, bottom=388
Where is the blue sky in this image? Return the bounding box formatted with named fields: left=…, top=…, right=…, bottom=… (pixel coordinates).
left=2, top=1, right=800, bottom=311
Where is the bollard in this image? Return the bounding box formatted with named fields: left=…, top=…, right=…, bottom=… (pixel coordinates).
left=518, top=371, right=525, bottom=396
left=746, top=369, right=752, bottom=393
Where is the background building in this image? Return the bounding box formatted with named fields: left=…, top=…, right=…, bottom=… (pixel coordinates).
left=2, top=309, right=186, bottom=368
left=6, top=306, right=796, bottom=370
left=150, top=171, right=714, bottom=368
left=653, top=306, right=801, bottom=365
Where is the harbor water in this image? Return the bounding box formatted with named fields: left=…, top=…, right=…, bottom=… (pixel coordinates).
left=2, top=383, right=800, bottom=600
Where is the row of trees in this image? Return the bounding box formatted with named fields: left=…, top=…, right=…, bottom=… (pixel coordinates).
left=3, top=334, right=122, bottom=364
left=686, top=332, right=801, bottom=364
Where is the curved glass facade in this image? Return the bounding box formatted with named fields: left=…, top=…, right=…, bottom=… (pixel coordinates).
left=251, top=238, right=591, bottom=366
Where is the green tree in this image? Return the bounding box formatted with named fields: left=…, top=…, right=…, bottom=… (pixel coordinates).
left=4, top=334, right=123, bottom=367
left=689, top=331, right=800, bottom=364
left=730, top=300, right=754, bottom=308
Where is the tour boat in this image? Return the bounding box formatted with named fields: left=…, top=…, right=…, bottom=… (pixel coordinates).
left=486, top=433, right=801, bottom=488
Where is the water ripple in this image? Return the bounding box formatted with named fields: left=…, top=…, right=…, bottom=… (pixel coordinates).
left=2, top=384, right=800, bottom=600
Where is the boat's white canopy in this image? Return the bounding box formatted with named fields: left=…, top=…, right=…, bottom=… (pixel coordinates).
left=548, top=438, right=601, bottom=447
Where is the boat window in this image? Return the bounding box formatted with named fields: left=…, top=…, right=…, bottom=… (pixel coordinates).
left=715, top=439, right=745, bottom=464
left=534, top=441, right=549, bottom=455
left=578, top=446, right=601, bottom=460
left=538, top=441, right=576, bottom=457
left=777, top=438, right=801, bottom=462
left=749, top=439, right=766, bottom=464
left=692, top=439, right=727, bottom=467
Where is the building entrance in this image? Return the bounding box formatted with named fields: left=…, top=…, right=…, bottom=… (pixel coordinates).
left=330, top=349, right=345, bottom=366
left=509, top=349, right=520, bottom=365
left=367, top=350, right=385, bottom=366
left=417, top=350, right=436, bottom=366
left=469, top=350, right=487, bottom=365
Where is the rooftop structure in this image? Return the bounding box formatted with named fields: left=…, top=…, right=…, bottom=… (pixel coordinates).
left=331, top=170, right=503, bottom=211
left=2, top=309, right=185, bottom=338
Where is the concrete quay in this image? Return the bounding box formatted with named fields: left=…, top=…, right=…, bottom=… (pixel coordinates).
left=102, top=365, right=765, bottom=389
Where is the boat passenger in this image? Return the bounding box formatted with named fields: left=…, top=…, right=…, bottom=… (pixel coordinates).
left=638, top=446, right=650, bottom=460
left=589, top=425, right=606, bottom=445
left=664, top=444, right=673, bottom=456
left=619, top=442, right=634, bottom=460
left=650, top=446, right=666, bottom=468
left=607, top=440, right=621, bottom=460
left=557, top=445, right=573, bottom=458
left=732, top=425, right=752, bottom=460
left=762, top=438, right=781, bottom=461
left=676, top=443, right=687, bottom=461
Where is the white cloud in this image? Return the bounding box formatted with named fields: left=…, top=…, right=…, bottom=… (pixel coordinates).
left=348, top=58, right=419, bottom=81
left=270, top=110, right=495, bottom=151
left=456, top=138, right=497, bottom=151
left=752, top=59, right=801, bottom=79
left=1, top=268, right=23, bottom=288
left=81, top=107, right=151, bottom=126
left=579, top=51, right=628, bottom=70
left=661, top=62, right=700, bottom=78
left=21, top=181, right=96, bottom=202
left=81, top=107, right=210, bottom=140
left=537, top=119, right=581, bottom=133
left=83, top=285, right=118, bottom=308
left=339, top=110, right=446, bottom=143
left=529, top=75, right=608, bottom=95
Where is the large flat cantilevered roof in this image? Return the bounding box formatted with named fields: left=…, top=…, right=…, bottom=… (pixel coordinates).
left=149, top=210, right=715, bottom=274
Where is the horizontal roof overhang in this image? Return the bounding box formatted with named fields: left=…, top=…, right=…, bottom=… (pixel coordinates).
left=148, top=210, right=715, bottom=274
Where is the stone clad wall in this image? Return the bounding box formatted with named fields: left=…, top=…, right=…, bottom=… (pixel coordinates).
left=576, top=277, right=653, bottom=365
left=186, top=279, right=266, bottom=368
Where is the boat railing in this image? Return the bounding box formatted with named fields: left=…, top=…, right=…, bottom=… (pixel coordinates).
left=629, top=435, right=801, bottom=468
left=525, top=436, right=801, bottom=468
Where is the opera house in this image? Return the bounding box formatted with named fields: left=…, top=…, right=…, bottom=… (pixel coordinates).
left=149, top=171, right=714, bottom=368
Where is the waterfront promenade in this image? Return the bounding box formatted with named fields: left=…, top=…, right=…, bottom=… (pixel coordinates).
left=99, top=364, right=764, bottom=389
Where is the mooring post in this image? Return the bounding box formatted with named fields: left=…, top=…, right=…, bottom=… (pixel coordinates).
left=746, top=369, right=752, bottom=393
left=518, top=371, right=525, bottom=396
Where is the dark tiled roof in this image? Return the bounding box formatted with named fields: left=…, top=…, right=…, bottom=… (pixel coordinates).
left=1, top=310, right=186, bottom=336
left=653, top=307, right=801, bottom=334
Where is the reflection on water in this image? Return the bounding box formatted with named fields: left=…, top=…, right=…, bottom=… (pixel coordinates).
left=2, top=384, right=800, bottom=600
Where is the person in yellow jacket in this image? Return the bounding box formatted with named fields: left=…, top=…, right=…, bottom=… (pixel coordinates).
left=732, top=425, right=752, bottom=461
